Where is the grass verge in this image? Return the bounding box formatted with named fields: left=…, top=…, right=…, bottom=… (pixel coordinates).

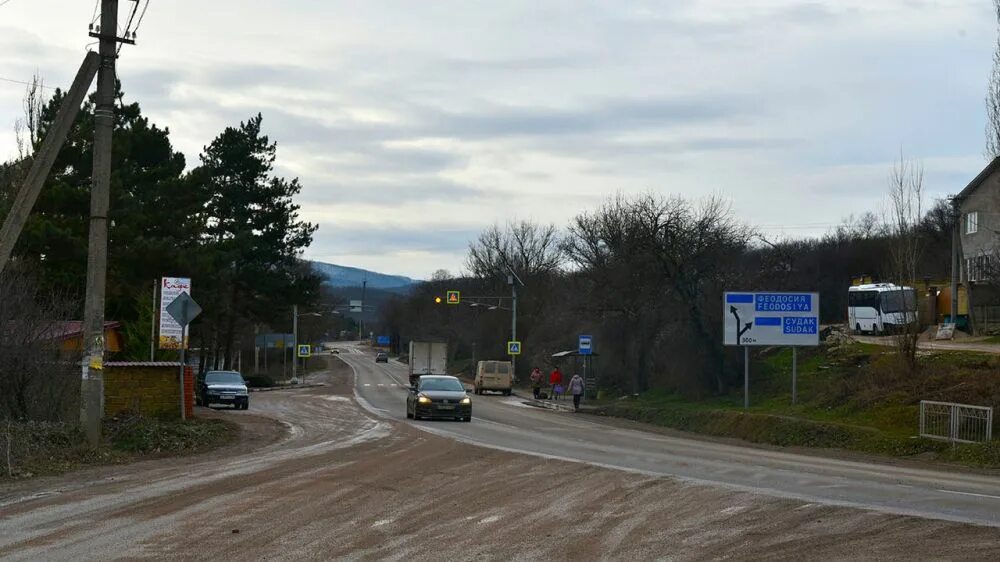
left=595, top=341, right=1000, bottom=469
left=0, top=413, right=237, bottom=481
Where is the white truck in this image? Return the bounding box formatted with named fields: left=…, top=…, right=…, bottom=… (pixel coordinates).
left=408, top=341, right=448, bottom=386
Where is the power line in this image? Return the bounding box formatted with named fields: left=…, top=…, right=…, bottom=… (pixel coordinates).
left=133, top=0, right=150, bottom=36
left=117, top=0, right=140, bottom=55
left=0, top=76, right=57, bottom=91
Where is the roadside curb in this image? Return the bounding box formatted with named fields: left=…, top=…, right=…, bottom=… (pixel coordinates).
left=510, top=389, right=579, bottom=412
left=249, top=383, right=326, bottom=393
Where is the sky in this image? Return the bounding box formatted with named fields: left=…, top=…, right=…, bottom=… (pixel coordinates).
left=0, top=0, right=997, bottom=279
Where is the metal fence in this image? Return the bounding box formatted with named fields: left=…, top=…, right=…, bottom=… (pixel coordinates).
left=919, top=401, right=993, bottom=444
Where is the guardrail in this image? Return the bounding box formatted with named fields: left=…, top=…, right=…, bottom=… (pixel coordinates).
left=919, top=400, right=993, bottom=444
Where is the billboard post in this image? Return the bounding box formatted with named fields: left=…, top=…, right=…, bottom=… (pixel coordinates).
left=724, top=292, right=820, bottom=409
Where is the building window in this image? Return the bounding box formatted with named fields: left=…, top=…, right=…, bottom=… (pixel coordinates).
left=966, top=211, right=979, bottom=235
left=967, top=254, right=996, bottom=283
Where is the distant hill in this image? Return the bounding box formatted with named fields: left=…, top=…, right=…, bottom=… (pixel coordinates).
left=310, top=261, right=419, bottom=291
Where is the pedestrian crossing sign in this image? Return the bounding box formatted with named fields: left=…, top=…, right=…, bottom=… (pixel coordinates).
left=507, top=341, right=521, bottom=355
left=447, top=290, right=460, bottom=304
left=297, top=344, right=311, bottom=358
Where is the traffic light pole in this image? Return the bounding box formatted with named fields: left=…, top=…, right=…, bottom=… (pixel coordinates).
left=511, top=280, right=517, bottom=380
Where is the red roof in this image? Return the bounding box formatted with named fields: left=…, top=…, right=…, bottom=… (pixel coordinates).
left=45, top=321, right=122, bottom=341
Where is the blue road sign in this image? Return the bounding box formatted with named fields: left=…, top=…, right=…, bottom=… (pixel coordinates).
left=724, top=292, right=820, bottom=347
left=507, top=341, right=522, bottom=355
left=578, top=334, right=593, bottom=355
left=376, top=335, right=390, bottom=346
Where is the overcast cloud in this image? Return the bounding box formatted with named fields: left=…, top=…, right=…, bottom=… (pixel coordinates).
left=0, top=0, right=995, bottom=278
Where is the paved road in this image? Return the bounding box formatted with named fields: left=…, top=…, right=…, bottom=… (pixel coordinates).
left=341, top=347, right=1000, bottom=527
left=854, top=334, right=1000, bottom=355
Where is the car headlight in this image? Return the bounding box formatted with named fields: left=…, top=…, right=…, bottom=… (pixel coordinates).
left=417, top=395, right=432, bottom=404
left=461, top=397, right=471, bottom=405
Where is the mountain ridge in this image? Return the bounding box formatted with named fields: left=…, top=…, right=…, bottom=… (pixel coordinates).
left=310, top=261, right=419, bottom=290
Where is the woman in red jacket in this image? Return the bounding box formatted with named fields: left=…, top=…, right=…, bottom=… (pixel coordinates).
left=549, top=367, right=563, bottom=400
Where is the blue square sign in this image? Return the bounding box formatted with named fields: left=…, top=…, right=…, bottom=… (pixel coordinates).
left=578, top=335, right=593, bottom=355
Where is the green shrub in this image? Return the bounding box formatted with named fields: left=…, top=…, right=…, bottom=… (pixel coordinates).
left=244, top=374, right=275, bottom=388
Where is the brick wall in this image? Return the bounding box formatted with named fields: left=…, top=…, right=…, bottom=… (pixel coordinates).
left=104, top=363, right=193, bottom=420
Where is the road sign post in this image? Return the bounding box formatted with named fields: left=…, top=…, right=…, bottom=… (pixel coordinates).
left=792, top=347, right=798, bottom=405
left=723, top=292, right=820, bottom=409
left=578, top=335, right=592, bottom=355
left=507, top=341, right=521, bottom=355
left=165, top=292, right=202, bottom=421
left=446, top=290, right=460, bottom=305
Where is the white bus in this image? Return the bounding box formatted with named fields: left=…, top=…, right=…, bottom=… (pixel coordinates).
left=848, top=283, right=918, bottom=335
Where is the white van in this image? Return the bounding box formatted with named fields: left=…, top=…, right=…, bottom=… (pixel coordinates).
left=474, top=360, right=513, bottom=395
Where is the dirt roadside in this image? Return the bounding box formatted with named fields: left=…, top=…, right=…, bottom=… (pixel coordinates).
left=4, top=358, right=1000, bottom=560
left=128, top=423, right=1000, bottom=561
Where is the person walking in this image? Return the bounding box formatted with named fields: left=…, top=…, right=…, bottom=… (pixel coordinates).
left=529, top=367, right=543, bottom=399
left=549, top=367, right=563, bottom=401
left=568, top=373, right=585, bottom=412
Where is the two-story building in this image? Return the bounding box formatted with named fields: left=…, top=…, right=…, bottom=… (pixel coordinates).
left=956, top=157, right=1000, bottom=333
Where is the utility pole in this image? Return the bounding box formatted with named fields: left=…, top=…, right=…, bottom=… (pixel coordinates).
left=507, top=267, right=523, bottom=381
left=149, top=279, right=157, bottom=361
left=950, top=196, right=960, bottom=325
left=358, top=278, right=367, bottom=341
left=0, top=52, right=99, bottom=275
left=292, top=304, right=299, bottom=384
left=80, top=0, right=122, bottom=446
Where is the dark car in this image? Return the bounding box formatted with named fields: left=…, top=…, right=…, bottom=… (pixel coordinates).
left=406, top=375, right=471, bottom=422
left=375, top=352, right=389, bottom=363
left=199, top=370, right=249, bottom=410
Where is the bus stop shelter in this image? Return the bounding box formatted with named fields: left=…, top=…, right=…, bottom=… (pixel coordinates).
left=550, top=350, right=599, bottom=399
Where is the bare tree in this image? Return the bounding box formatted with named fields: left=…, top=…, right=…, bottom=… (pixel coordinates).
left=430, top=269, right=452, bottom=282
left=466, top=220, right=563, bottom=280
left=3, top=74, right=46, bottom=216
left=0, top=267, right=80, bottom=421
left=885, top=151, right=924, bottom=373
left=564, top=193, right=754, bottom=394
left=987, top=0, right=1000, bottom=159
left=14, top=74, right=45, bottom=160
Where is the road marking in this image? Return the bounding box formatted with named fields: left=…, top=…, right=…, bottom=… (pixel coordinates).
left=473, top=417, right=517, bottom=429
left=363, top=383, right=371, bottom=387
left=478, top=515, right=502, bottom=524
left=936, top=489, right=1000, bottom=500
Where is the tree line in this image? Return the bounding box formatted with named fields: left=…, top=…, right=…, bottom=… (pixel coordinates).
left=378, top=187, right=954, bottom=398
left=0, top=81, right=320, bottom=419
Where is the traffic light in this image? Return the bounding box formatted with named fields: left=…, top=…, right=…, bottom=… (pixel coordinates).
left=435, top=296, right=442, bottom=304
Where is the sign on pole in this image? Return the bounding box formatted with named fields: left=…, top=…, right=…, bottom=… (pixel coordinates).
left=350, top=300, right=363, bottom=313
left=724, top=291, right=819, bottom=410
left=446, top=290, right=460, bottom=305
left=165, top=292, right=202, bottom=328
left=376, top=335, right=390, bottom=346
left=723, top=292, right=820, bottom=347
left=507, top=341, right=521, bottom=355
left=297, top=344, right=311, bottom=358
left=578, top=334, right=593, bottom=355
left=158, top=277, right=191, bottom=349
